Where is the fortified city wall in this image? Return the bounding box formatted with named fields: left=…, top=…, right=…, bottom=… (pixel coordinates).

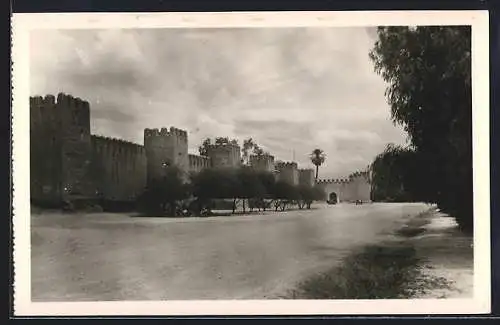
left=316, top=172, right=371, bottom=203
left=30, top=93, right=94, bottom=205
left=188, top=154, right=211, bottom=173
left=144, top=127, right=189, bottom=181
left=30, top=92, right=371, bottom=207
left=206, top=143, right=242, bottom=168
left=249, top=154, right=275, bottom=173
left=91, top=135, right=147, bottom=202
left=275, top=161, right=299, bottom=186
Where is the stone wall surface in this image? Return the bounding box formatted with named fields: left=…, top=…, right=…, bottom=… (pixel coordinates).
left=249, top=154, right=275, bottom=173
left=317, top=174, right=371, bottom=203
left=30, top=95, right=63, bottom=204
left=91, top=136, right=147, bottom=201
left=275, top=162, right=299, bottom=186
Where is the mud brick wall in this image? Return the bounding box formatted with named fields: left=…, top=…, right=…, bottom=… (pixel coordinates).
left=249, top=154, right=275, bottom=173
left=207, top=144, right=241, bottom=169
left=30, top=95, right=63, bottom=204
left=91, top=136, right=147, bottom=201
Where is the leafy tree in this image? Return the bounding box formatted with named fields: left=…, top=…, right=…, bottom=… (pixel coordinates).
left=235, top=167, right=265, bottom=213
left=297, top=185, right=313, bottom=209
left=370, top=144, right=422, bottom=202
left=248, top=171, right=276, bottom=212
left=191, top=167, right=240, bottom=214
left=241, top=138, right=270, bottom=165
left=199, top=137, right=239, bottom=157
left=253, top=144, right=265, bottom=156
left=310, top=148, right=326, bottom=181
left=198, top=138, right=212, bottom=157
left=137, top=166, right=189, bottom=216
left=297, top=184, right=326, bottom=209
left=273, top=181, right=299, bottom=211
left=241, top=138, right=255, bottom=165
left=256, top=171, right=276, bottom=198
left=369, top=26, right=472, bottom=232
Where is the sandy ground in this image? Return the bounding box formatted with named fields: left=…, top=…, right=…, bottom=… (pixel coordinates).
left=409, top=211, right=474, bottom=298
left=31, top=202, right=431, bottom=301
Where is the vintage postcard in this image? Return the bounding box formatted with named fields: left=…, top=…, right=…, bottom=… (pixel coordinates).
left=12, top=11, right=491, bottom=316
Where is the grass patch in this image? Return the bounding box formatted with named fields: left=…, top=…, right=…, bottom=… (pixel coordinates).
left=288, top=242, right=452, bottom=299
left=395, top=209, right=433, bottom=238
left=396, top=226, right=426, bottom=238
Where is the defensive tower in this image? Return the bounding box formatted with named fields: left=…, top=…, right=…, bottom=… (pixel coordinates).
left=275, top=161, right=299, bottom=186
left=144, top=127, right=189, bottom=182
left=30, top=93, right=93, bottom=205
left=249, top=153, right=275, bottom=172
left=207, top=143, right=242, bottom=169
left=298, top=168, right=315, bottom=187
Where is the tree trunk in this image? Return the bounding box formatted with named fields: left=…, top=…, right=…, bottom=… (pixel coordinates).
left=315, top=165, right=319, bottom=180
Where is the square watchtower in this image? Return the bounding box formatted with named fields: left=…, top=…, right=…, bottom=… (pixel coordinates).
left=143, top=127, right=189, bottom=182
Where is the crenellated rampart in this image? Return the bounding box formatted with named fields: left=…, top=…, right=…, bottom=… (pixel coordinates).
left=144, top=126, right=188, bottom=139
left=188, top=154, right=211, bottom=173
left=30, top=93, right=372, bottom=208
left=316, top=173, right=371, bottom=203
left=275, top=161, right=299, bottom=186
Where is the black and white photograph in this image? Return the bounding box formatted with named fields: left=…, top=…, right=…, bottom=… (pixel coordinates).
left=12, top=11, right=490, bottom=316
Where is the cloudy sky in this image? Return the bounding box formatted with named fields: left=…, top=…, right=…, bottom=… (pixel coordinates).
left=30, top=27, right=407, bottom=179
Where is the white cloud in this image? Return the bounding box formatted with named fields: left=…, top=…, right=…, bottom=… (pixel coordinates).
left=29, top=27, right=407, bottom=178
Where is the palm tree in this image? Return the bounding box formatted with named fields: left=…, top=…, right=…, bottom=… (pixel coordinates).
left=310, top=149, right=326, bottom=181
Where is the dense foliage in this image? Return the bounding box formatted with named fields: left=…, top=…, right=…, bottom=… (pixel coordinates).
left=198, top=137, right=239, bottom=156
left=369, top=26, right=472, bottom=232
left=137, top=166, right=190, bottom=216
left=138, top=166, right=325, bottom=217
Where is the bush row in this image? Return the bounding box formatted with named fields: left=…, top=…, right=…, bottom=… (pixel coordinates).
left=137, top=166, right=325, bottom=217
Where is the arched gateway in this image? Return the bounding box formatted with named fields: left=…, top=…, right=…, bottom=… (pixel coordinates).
left=316, top=173, right=371, bottom=203
left=328, top=192, right=338, bottom=204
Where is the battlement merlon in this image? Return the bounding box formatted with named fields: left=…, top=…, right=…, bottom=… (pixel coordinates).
left=92, top=134, right=143, bottom=148
left=30, top=93, right=90, bottom=110
left=30, top=95, right=55, bottom=106
left=317, top=178, right=352, bottom=184
left=188, top=153, right=210, bottom=159
left=144, top=127, right=188, bottom=139
left=276, top=161, right=298, bottom=168
left=250, top=153, right=275, bottom=160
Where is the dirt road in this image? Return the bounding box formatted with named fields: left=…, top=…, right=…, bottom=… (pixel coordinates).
left=31, top=202, right=431, bottom=301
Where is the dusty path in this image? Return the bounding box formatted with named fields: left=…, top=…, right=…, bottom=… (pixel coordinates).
left=31, top=202, right=431, bottom=301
